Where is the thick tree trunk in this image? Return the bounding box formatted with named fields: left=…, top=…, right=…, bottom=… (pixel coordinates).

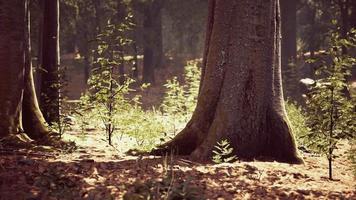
left=280, top=0, right=299, bottom=102
left=152, top=0, right=303, bottom=164
left=0, top=0, right=26, bottom=137
left=23, top=0, right=50, bottom=140
left=0, top=0, right=49, bottom=141
left=40, top=0, right=60, bottom=124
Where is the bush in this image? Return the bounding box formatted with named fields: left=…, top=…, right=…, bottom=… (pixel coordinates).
left=304, top=29, right=356, bottom=180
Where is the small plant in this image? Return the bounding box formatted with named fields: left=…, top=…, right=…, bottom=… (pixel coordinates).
left=305, top=29, right=356, bottom=180
left=161, top=60, right=201, bottom=136
left=87, top=21, right=133, bottom=145
left=285, top=101, right=310, bottom=150
left=212, top=139, right=237, bottom=164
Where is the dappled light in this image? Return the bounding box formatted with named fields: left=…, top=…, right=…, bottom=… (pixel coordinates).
left=0, top=0, right=355, bottom=199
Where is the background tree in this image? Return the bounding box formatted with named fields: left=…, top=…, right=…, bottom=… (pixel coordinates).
left=153, top=0, right=303, bottom=164
left=141, top=0, right=164, bottom=84
left=40, top=0, right=60, bottom=124
left=281, top=0, right=300, bottom=103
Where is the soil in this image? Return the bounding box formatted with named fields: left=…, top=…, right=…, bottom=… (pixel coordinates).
left=0, top=131, right=354, bottom=200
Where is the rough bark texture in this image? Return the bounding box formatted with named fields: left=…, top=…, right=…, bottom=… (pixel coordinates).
left=23, top=0, right=50, bottom=140
left=40, top=0, right=60, bottom=124
left=0, top=0, right=25, bottom=137
left=280, top=0, right=299, bottom=102
left=152, top=0, right=303, bottom=164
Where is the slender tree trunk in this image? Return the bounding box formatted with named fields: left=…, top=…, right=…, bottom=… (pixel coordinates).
left=117, top=0, right=126, bottom=85
left=40, top=0, right=60, bottom=124
left=280, top=0, right=299, bottom=102
left=35, top=0, right=44, bottom=99
left=154, top=6, right=164, bottom=69
left=152, top=0, right=303, bottom=164
left=339, top=0, right=349, bottom=54
left=142, top=0, right=164, bottom=84
left=23, top=0, right=50, bottom=140
left=132, top=40, right=139, bottom=79
left=351, top=0, right=356, bottom=29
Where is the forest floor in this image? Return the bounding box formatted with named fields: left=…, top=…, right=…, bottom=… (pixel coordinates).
left=1, top=63, right=355, bottom=200
left=0, top=130, right=354, bottom=200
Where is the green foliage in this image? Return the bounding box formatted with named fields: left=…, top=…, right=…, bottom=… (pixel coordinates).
left=285, top=101, right=310, bottom=147
left=212, top=139, right=237, bottom=164
left=305, top=29, right=356, bottom=179
left=73, top=60, right=202, bottom=151
left=85, top=21, right=134, bottom=145
left=161, top=60, right=201, bottom=135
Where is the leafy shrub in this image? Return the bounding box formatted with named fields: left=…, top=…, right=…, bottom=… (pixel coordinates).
left=305, top=29, right=356, bottom=180
left=161, top=60, right=201, bottom=136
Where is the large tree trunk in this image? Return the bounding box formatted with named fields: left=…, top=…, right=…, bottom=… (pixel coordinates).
left=152, top=0, right=303, bottom=164
left=0, top=0, right=26, bottom=137
left=280, top=0, right=300, bottom=103
left=0, top=0, right=49, bottom=141
left=40, top=0, right=60, bottom=124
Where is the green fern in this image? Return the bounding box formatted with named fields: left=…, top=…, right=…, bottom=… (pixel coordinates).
left=212, top=139, right=237, bottom=164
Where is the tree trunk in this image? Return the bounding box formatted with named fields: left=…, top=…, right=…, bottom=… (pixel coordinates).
left=152, top=0, right=303, bottom=164
left=350, top=0, right=356, bottom=29
left=132, top=40, right=139, bottom=79
left=23, top=0, right=50, bottom=140
left=0, top=0, right=26, bottom=137
left=0, top=0, right=49, bottom=140
left=40, top=0, right=60, bottom=124
left=280, top=0, right=299, bottom=102
left=142, top=0, right=164, bottom=84
left=117, top=0, right=126, bottom=85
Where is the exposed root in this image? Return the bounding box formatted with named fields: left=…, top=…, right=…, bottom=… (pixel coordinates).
left=150, top=123, right=201, bottom=156
left=0, top=133, right=33, bottom=148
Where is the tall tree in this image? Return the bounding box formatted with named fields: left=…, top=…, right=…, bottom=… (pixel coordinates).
left=281, top=0, right=299, bottom=102
left=142, top=0, right=164, bottom=84
left=40, top=0, right=60, bottom=124
left=153, top=0, right=303, bottom=164
left=0, top=0, right=50, bottom=141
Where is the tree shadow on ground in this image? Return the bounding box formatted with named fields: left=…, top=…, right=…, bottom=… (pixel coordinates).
left=0, top=150, right=354, bottom=200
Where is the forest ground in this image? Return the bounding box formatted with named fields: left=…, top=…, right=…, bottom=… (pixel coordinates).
left=0, top=130, right=354, bottom=200
left=1, top=63, right=355, bottom=200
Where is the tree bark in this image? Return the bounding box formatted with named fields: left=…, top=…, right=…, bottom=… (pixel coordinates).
left=0, top=0, right=49, bottom=140
left=0, top=0, right=26, bottom=137
left=23, top=0, right=50, bottom=140
left=40, top=0, right=60, bottom=124
left=152, top=0, right=303, bottom=164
